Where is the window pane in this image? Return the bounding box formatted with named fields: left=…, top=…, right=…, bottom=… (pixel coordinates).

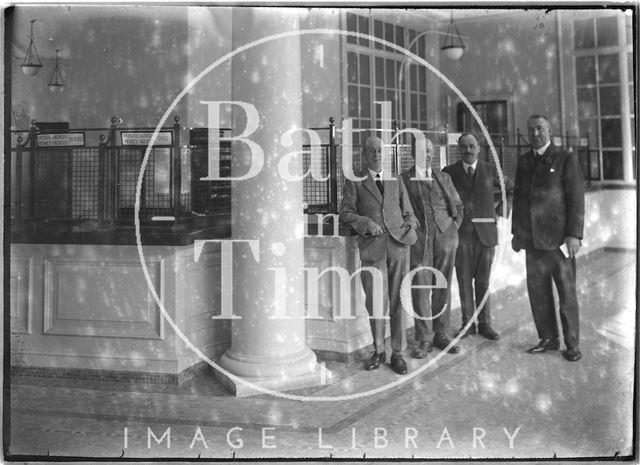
left=410, top=64, right=417, bottom=92
left=631, top=116, right=635, bottom=146
left=628, top=52, right=633, bottom=81
left=360, top=86, right=371, bottom=117
left=397, top=61, right=405, bottom=87
left=411, top=92, right=418, bottom=121
left=358, top=15, right=369, bottom=47
left=374, top=19, right=384, bottom=50
left=574, top=18, right=595, bottom=49
left=408, top=29, right=417, bottom=53
left=419, top=95, right=427, bottom=123
left=386, top=90, right=396, bottom=119
left=402, top=97, right=408, bottom=127
left=386, top=58, right=396, bottom=88
left=601, top=118, right=622, bottom=146
left=596, top=16, right=618, bottom=47
left=576, top=56, right=596, bottom=85
left=375, top=88, right=384, bottom=104
left=599, top=85, right=621, bottom=116
left=418, top=36, right=425, bottom=57
left=346, top=13, right=357, bottom=43
left=419, top=66, right=426, bottom=93
left=360, top=119, right=371, bottom=137
left=578, top=87, right=598, bottom=117
left=396, top=25, right=405, bottom=48
left=375, top=57, right=384, bottom=87
left=359, top=54, right=370, bottom=85
left=602, top=150, right=623, bottom=179
left=598, top=54, right=620, bottom=83
left=348, top=85, right=358, bottom=116
left=579, top=117, right=600, bottom=147
left=347, top=52, right=358, bottom=83
left=384, top=21, right=394, bottom=51
left=626, top=15, right=632, bottom=45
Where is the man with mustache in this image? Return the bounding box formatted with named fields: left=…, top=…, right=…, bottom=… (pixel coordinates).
left=443, top=133, right=513, bottom=341
left=511, top=115, right=585, bottom=361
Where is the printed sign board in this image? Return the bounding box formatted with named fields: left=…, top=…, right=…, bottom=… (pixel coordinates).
left=36, top=132, right=85, bottom=147
left=121, top=131, right=173, bottom=146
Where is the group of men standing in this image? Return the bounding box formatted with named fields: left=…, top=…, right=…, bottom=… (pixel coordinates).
left=340, top=115, right=585, bottom=375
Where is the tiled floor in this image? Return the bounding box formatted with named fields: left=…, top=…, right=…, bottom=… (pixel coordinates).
left=7, top=249, right=635, bottom=461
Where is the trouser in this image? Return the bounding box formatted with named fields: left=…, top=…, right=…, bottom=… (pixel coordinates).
left=411, top=221, right=458, bottom=341
left=455, top=229, right=496, bottom=326
left=525, top=248, right=580, bottom=349
left=360, top=239, right=409, bottom=354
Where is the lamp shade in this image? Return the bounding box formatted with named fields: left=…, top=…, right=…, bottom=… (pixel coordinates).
left=441, top=45, right=465, bottom=61
left=21, top=64, right=42, bottom=76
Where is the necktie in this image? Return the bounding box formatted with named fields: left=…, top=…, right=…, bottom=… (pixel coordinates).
left=467, top=166, right=475, bottom=178
left=375, top=173, right=384, bottom=194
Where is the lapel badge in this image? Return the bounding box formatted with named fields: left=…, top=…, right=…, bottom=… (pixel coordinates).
left=550, top=168, right=555, bottom=173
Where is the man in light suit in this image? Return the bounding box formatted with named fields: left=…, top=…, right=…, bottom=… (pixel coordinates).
left=512, top=115, right=585, bottom=362
left=444, top=133, right=513, bottom=341
left=340, top=136, right=418, bottom=375
left=401, top=138, right=464, bottom=358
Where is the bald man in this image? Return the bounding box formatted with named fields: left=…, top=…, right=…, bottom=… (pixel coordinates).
left=340, top=136, right=418, bottom=375
left=401, top=137, right=464, bottom=358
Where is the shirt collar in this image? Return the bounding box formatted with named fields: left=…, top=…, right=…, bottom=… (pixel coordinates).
left=536, top=141, right=551, bottom=156
left=369, top=168, right=383, bottom=179
left=462, top=160, right=478, bottom=171
left=416, top=166, right=432, bottom=180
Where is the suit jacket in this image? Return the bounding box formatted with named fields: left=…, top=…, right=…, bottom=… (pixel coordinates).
left=511, top=145, right=585, bottom=251
left=443, top=160, right=514, bottom=247
left=339, top=171, right=418, bottom=263
left=400, top=167, right=464, bottom=265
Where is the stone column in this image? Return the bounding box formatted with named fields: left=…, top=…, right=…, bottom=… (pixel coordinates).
left=217, top=7, right=326, bottom=396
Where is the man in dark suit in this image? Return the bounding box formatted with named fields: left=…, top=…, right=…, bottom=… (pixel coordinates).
left=512, top=115, right=585, bottom=362
left=340, top=135, right=418, bottom=374
left=401, top=138, right=464, bottom=358
left=444, top=133, right=513, bottom=341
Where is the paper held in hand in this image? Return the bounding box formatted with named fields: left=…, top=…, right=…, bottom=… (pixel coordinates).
left=559, top=242, right=570, bottom=258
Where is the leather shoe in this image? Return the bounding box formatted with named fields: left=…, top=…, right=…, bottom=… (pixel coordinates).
left=390, top=353, right=408, bottom=375
left=526, top=338, right=560, bottom=354
left=478, top=324, right=500, bottom=340
left=563, top=347, right=582, bottom=362
left=411, top=341, right=434, bottom=359
left=433, top=333, right=460, bottom=354
left=364, top=352, right=385, bottom=371
left=456, top=324, right=476, bottom=339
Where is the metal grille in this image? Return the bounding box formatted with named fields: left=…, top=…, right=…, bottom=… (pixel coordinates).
left=117, top=147, right=172, bottom=220
left=34, top=149, right=71, bottom=220
left=302, top=144, right=330, bottom=212
left=71, top=148, right=99, bottom=219
left=335, top=145, right=363, bottom=208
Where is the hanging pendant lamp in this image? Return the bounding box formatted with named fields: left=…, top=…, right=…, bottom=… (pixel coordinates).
left=21, top=19, right=43, bottom=76
left=48, top=48, right=65, bottom=92
left=441, top=12, right=466, bottom=61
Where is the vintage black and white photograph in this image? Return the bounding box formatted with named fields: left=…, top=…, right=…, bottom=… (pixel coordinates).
left=4, top=2, right=637, bottom=461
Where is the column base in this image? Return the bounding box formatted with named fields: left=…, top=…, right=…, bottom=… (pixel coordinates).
left=215, top=348, right=333, bottom=397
